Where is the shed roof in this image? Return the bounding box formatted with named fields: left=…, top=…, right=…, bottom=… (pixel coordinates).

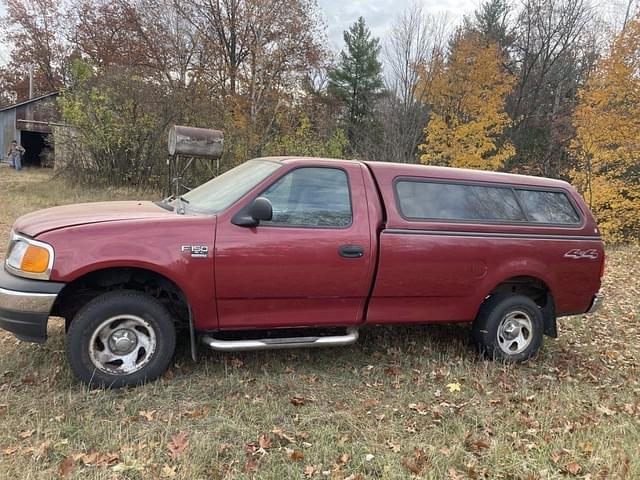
left=0, top=91, right=59, bottom=113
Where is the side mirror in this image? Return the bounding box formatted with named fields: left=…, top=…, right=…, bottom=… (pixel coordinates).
left=251, top=197, right=273, bottom=222
left=232, top=197, right=273, bottom=227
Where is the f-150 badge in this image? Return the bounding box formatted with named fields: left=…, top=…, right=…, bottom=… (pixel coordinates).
left=564, top=248, right=598, bottom=259
left=181, top=245, right=209, bottom=258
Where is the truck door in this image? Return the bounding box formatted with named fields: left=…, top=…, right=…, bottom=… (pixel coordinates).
left=214, top=162, right=374, bottom=329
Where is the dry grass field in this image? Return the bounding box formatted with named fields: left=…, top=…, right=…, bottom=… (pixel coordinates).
left=0, top=167, right=638, bottom=479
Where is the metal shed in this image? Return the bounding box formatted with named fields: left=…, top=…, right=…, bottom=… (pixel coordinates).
left=0, top=91, right=60, bottom=167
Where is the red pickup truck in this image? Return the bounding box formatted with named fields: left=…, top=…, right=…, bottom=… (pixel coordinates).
left=0, top=157, right=604, bottom=387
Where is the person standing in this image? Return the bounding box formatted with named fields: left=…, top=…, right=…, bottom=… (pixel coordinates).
left=7, top=140, right=25, bottom=171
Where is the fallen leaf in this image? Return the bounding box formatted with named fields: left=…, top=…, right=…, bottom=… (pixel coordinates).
left=364, top=453, right=375, bottom=462
left=218, top=443, right=232, bottom=454
left=161, top=464, right=177, bottom=478
left=446, top=382, right=461, bottom=393
left=409, top=402, right=429, bottom=415
left=78, top=451, right=119, bottom=466
left=167, top=432, right=189, bottom=459
left=183, top=406, right=208, bottom=418
left=138, top=410, right=156, bottom=421
left=272, top=427, right=295, bottom=443
left=1, top=446, right=18, bottom=456
left=230, top=357, right=244, bottom=368
left=597, top=405, right=615, bottom=416
left=363, top=398, right=380, bottom=409
left=19, top=429, right=35, bottom=439
left=243, top=458, right=260, bottom=472
left=286, top=448, right=304, bottom=461
left=579, top=442, right=594, bottom=455
left=59, top=456, right=75, bottom=478
left=337, top=453, right=350, bottom=464
left=303, top=464, right=317, bottom=477
left=562, top=461, right=581, bottom=476
left=290, top=396, right=306, bottom=407
left=384, top=366, right=398, bottom=376
left=259, top=434, right=272, bottom=449
left=21, top=374, right=37, bottom=385
left=401, top=457, right=425, bottom=475
left=386, top=440, right=401, bottom=452
left=244, top=442, right=259, bottom=455
left=36, top=441, right=51, bottom=457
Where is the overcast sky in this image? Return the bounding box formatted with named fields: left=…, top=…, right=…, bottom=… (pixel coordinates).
left=320, top=0, right=478, bottom=50
left=0, top=0, right=479, bottom=66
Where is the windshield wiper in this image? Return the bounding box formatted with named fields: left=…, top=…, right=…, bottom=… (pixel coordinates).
left=154, top=199, right=175, bottom=211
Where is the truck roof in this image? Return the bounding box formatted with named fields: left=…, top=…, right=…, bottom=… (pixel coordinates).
left=270, top=156, right=573, bottom=190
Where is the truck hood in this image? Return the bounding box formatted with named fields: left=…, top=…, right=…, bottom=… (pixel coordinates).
left=13, top=201, right=174, bottom=237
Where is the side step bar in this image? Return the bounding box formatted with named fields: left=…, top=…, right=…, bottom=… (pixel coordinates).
left=201, top=328, right=359, bottom=352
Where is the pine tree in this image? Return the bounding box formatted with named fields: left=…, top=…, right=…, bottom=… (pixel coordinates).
left=328, top=17, right=384, bottom=149
left=467, top=0, right=513, bottom=51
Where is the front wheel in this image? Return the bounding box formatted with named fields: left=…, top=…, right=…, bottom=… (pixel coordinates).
left=66, top=290, right=176, bottom=388
left=472, top=293, right=544, bottom=363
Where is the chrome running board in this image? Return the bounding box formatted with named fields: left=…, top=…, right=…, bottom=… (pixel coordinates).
left=201, top=328, right=359, bottom=352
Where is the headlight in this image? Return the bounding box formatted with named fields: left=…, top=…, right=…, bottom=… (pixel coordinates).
left=5, top=231, right=54, bottom=280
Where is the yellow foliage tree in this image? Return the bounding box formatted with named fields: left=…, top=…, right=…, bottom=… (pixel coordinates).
left=571, top=16, right=640, bottom=243
left=418, top=33, right=515, bottom=170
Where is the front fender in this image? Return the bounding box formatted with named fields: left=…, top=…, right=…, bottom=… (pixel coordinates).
left=37, top=215, right=218, bottom=330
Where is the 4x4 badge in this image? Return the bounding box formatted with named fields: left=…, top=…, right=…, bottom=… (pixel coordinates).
left=181, top=245, right=209, bottom=258
left=564, top=248, right=598, bottom=259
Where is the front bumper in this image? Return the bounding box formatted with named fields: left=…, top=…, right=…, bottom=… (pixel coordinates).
left=0, top=268, right=65, bottom=343
left=586, top=292, right=604, bottom=314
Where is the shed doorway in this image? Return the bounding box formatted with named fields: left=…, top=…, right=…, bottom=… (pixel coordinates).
left=20, top=130, right=48, bottom=167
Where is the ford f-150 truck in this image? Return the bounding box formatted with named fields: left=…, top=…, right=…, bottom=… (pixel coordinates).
left=0, top=157, right=604, bottom=387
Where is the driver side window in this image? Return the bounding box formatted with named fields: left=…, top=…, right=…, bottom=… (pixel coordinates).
left=260, top=167, right=352, bottom=228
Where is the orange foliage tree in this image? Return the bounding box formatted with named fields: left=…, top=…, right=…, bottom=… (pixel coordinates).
left=417, top=33, right=515, bottom=170
left=571, top=15, right=640, bottom=243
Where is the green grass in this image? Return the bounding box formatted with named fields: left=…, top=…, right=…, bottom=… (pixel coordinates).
left=0, top=167, right=638, bottom=479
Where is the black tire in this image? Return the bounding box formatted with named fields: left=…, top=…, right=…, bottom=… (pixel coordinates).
left=472, top=293, right=543, bottom=363
left=66, top=290, right=176, bottom=388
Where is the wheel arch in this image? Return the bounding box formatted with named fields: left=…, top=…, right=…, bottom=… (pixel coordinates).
left=480, top=275, right=557, bottom=337
left=51, top=266, right=191, bottom=332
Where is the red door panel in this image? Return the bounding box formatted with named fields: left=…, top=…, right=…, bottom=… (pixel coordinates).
left=214, top=162, right=374, bottom=329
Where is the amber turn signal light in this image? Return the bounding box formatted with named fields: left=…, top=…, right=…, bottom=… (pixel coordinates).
left=21, top=245, right=50, bottom=274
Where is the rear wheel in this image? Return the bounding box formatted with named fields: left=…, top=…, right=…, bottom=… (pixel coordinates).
left=472, top=293, right=543, bottom=362
left=66, top=290, right=176, bottom=388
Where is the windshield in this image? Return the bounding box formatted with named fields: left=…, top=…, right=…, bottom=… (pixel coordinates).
left=179, top=159, right=282, bottom=214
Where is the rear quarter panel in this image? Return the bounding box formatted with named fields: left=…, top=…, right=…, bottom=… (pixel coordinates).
left=365, top=163, right=604, bottom=324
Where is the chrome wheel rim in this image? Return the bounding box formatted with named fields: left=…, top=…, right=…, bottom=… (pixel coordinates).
left=89, top=315, right=156, bottom=375
left=496, top=310, right=533, bottom=355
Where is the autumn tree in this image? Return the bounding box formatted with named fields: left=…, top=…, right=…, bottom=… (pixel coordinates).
left=328, top=16, right=384, bottom=155
left=58, top=59, right=171, bottom=188
left=0, top=0, right=68, bottom=103
left=571, top=15, right=640, bottom=243
left=181, top=0, right=327, bottom=159
left=418, top=33, right=515, bottom=170
left=380, top=6, right=450, bottom=163
left=508, top=0, right=594, bottom=176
